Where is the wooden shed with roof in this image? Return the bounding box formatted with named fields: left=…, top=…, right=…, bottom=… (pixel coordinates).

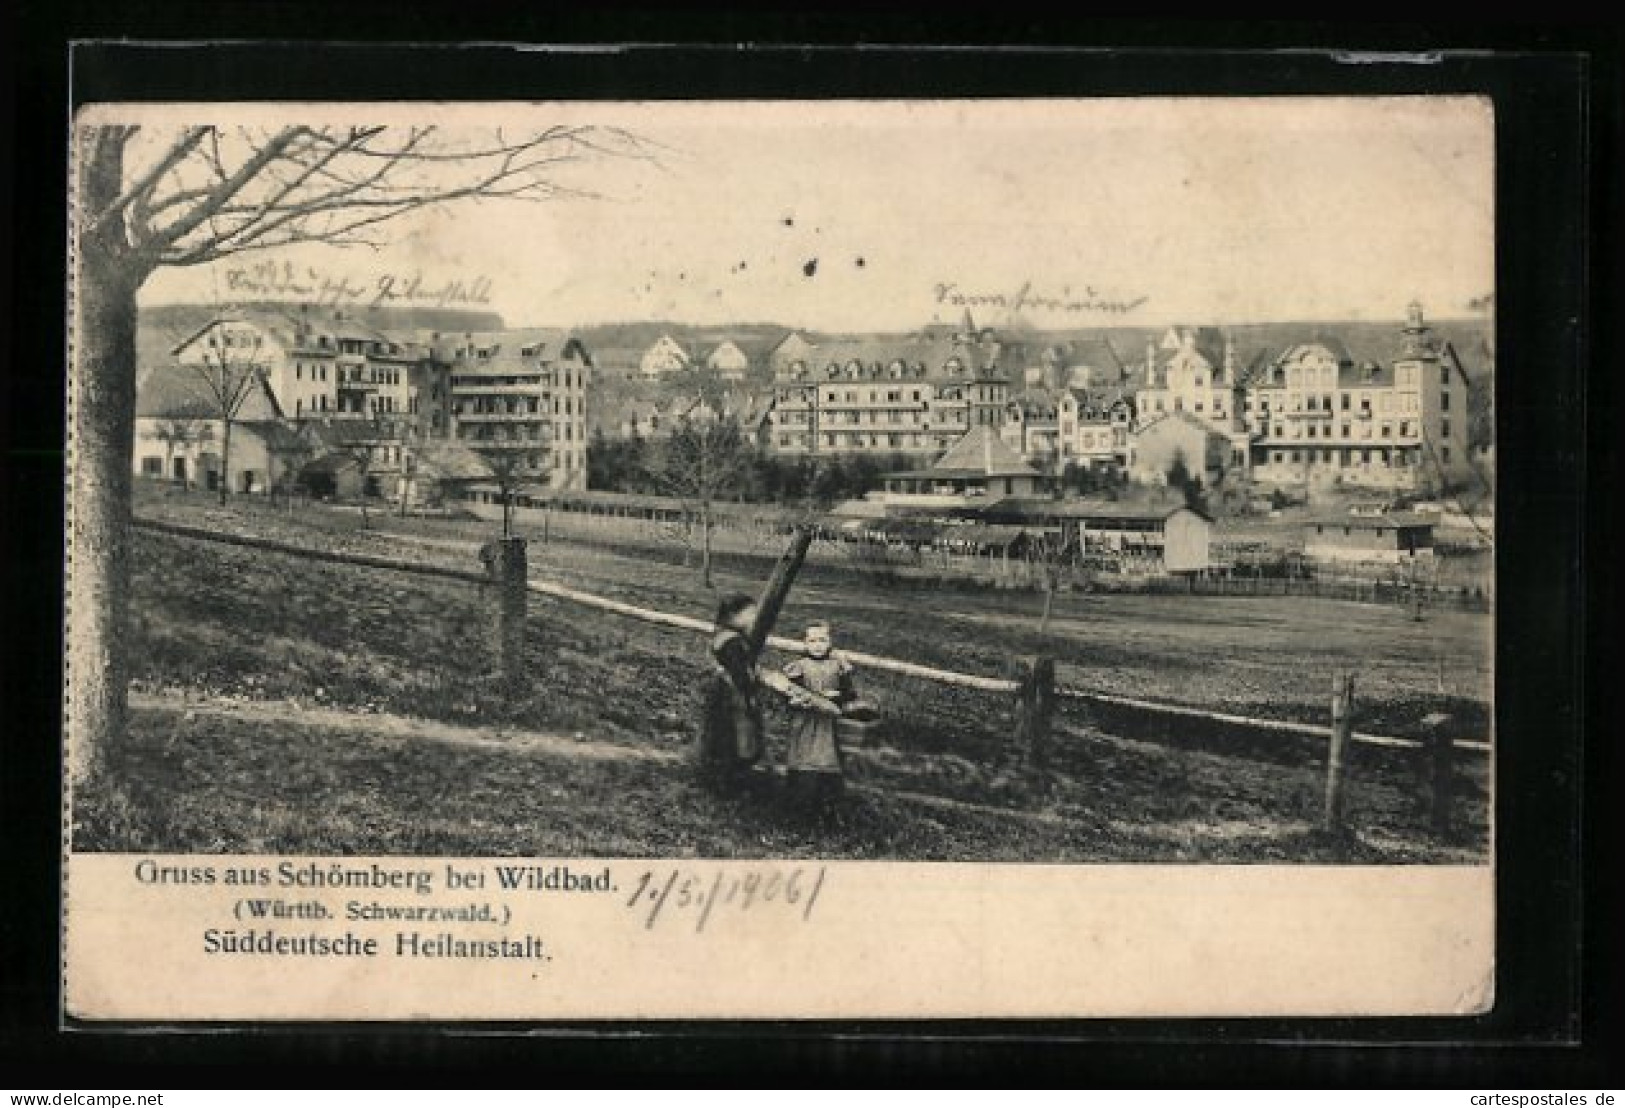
left=1303, top=511, right=1437, bottom=564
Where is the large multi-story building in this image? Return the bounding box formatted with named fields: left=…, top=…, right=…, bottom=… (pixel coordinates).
left=135, top=310, right=592, bottom=496
left=765, top=314, right=1019, bottom=458
left=994, top=304, right=1477, bottom=493
left=1238, top=302, right=1472, bottom=491
left=441, top=329, right=591, bottom=491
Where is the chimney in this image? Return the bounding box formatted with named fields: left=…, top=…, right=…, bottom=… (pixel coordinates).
left=1223, top=332, right=1237, bottom=382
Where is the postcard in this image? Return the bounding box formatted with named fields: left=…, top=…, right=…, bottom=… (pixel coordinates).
left=63, top=92, right=1496, bottom=1021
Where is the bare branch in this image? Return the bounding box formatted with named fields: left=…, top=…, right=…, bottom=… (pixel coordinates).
left=90, top=126, right=210, bottom=243
left=140, top=126, right=311, bottom=262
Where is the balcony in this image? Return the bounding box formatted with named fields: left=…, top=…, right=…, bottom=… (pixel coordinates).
left=453, top=410, right=549, bottom=424
left=449, top=381, right=547, bottom=396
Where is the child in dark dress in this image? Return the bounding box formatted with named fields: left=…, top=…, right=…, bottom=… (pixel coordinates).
left=698, top=594, right=767, bottom=792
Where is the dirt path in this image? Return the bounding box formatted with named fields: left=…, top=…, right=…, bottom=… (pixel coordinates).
left=130, top=689, right=682, bottom=765
left=128, top=689, right=1094, bottom=830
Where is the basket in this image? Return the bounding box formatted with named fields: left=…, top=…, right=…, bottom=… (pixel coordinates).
left=835, top=700, right=882, bottom=747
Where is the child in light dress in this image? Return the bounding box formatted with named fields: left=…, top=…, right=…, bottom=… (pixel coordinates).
left=780, top=622, right=857, bottom=811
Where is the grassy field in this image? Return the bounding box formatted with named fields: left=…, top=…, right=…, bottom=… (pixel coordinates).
left=134, top=486, right=1495, bottom=741
left=75, top=497, right=1493, bottom=862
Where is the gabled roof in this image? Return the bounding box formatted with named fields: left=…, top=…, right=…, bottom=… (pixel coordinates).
left=1133, top=409, right=1231, bottom=440
left=929, top=426, right=1041, bottom=479
left=1158, top=326, right=1227, bottom=367
left=645, top=334, right=692, bottom=357
left=166, top=309, right=307, bottom=359
left=135, top=363, right=282, bottom=420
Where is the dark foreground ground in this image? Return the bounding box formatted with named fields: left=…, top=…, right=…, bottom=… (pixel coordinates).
left=72, top=519, right=1491, bottom=863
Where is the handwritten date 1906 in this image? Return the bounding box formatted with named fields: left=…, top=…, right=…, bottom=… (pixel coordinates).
left=625, top=867, right=827, bottom=932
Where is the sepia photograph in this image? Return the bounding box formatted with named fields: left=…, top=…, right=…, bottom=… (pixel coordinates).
left=61, top=91, right=1501, bottom=1020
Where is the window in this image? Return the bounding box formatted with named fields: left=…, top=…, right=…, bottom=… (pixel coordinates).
left=1442, top=419, right=1452, bottom=439
left=1290, top=451, right=1301, bottom=463
left=1441, top=365, right=1450, bottom=386
left=1441, top=391, right=1450, bottom=411
left=141, top=457, right=162, bottom=475
left=1441, top=446, right=1452, bottom=463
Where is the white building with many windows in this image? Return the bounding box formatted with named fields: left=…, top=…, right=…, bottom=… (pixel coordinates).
left=444, top=330, right=592, bottom=491
left=1241, top=303, right=1472, bottom=491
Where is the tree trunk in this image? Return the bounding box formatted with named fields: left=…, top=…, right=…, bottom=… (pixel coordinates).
left=68, top=129, right=145, bottom=790
left=1039, top=584, right=1055, bottom=636
left=217, top=418, right=233, bottom=505
left=701, top=501, right=713, bottom=588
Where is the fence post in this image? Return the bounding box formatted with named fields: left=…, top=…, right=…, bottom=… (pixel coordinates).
left=1012, top=655, right=1056, bottom=770
left=1323, top=670, right=1356, bottom=833
left=481, top=537, right=528, bottom=695
left=1422, top=712, right=1455, bottom=837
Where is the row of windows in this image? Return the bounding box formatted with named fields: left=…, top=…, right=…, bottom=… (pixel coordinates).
left=335, top=366, right=404, bottom=387
left=821, top=433, right=931, bottom=449
left=1147, top=397, right=1227, bottom=418
left=457, top=399, right=543, bottom=416
left=783, top=359, right=970, bottom=382
left=206, top=331, right=263, bottom=350
left=1263, top=446, right=1451, bottom=466
left=814, top=387, right=1000, bottom=404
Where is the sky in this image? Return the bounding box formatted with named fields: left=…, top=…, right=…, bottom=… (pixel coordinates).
left=123, top=97, right=1496, bottom=332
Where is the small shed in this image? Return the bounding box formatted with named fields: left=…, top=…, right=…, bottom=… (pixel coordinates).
left=1304, top=512, right=1437, bottom=563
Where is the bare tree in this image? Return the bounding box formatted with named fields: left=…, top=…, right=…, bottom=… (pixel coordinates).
left=330, top=420, right=409, bottom=530
left=69, top=120, right=651, bottom=785
left=646, top=415, right=750, bottom=589
left=151, top=409, right=213, bottom=486
left=264, top=423, right=318, bottom=511
left=479, top=443, right=546, bottom=539
left=1022, top=527, right=1081, bottom=636
left=179, top=328, right=270, bottom=504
